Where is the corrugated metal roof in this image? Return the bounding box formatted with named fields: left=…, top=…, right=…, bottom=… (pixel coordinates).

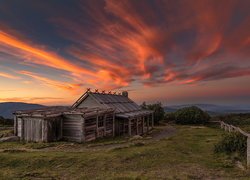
left=116, top=110, right=152, bottom=118
left=88, top=92, right=141, bottom=113
left=14, top=107, right=114, bottom=118
left=72, top=91, right=153, bottom=118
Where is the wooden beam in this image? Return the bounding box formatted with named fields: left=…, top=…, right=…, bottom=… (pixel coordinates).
left=136, top=118, right=139, bottom=135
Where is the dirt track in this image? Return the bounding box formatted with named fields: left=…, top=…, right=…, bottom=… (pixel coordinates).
left=151, top=125, right=177, bottom=140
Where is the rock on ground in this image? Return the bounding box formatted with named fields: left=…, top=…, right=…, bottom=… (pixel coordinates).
left=0, top=136, right=19, bottom=142
left=129, top=135, right=143, bottom=141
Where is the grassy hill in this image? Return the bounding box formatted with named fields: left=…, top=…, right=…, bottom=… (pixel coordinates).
left=0, top=125, right=249, bottom=179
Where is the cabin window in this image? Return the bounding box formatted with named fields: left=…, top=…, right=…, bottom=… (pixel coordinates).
left=98, top=116, right=104, bottom=127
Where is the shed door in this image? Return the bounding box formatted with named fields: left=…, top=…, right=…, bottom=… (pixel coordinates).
left=23, top=119, right=43, bottom=142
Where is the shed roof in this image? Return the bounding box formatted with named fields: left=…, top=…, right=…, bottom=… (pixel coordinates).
left=14, top=107, right=114, bottom=119
left=72, top=90, right=153, bottom=117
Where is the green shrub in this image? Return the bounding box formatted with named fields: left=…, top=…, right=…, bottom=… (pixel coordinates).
left=175, top=106, right=210, bottom=124
left=214, top=132, right=247, bottom=157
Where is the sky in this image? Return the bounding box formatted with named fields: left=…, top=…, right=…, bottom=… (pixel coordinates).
left=0, top=0, right=250, bottom=106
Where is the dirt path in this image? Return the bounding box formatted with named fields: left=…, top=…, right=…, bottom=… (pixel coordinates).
left=151, top=125, right=177, bottom=140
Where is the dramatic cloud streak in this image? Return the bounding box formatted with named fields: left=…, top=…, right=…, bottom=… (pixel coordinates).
left=50, top=0, right=250, bottom=86
left=0, top=0, right=249, bottom=105
left=19, top=71, right=83, bottom=92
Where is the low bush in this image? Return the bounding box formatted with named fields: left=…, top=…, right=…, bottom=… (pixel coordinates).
left=218, top=113, right=250, bottom=126
left=0, top=116, right=14, bottom=126
left=175, top=106, right=210, bottom=124
left=164, top=112, right=175, bottom=122
left=214, top=132, right=247, bottom=157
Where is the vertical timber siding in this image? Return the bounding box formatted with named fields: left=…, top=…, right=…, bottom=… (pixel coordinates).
left=16, top=116, right=63, bottom=142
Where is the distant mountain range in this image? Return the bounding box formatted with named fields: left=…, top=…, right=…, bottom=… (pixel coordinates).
left=1, top=102, right=250, bottom=119
left=164, top=104, right=250, bottom=116
left=0, top=102, right=46, bottom=119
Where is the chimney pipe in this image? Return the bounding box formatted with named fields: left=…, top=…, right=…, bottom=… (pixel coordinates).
left=122, top=91, right=128, bottom=97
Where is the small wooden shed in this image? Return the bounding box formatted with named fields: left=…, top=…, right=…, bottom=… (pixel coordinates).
left=14, top=107, right=65, bottom=142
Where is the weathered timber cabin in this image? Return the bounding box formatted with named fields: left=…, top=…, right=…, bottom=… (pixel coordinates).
left=72, top=90, right=154, bottom=136
left=13, top=90, right=153, bottom=142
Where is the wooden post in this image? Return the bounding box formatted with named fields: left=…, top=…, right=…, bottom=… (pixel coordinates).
left=104, top=114, right=107, bottom=136
left=60, top=118, right=63, bottom=140
left=247, top=137, right=250, bottom=167
left=112, top=114, right=115, bottom=137
left=128, top=118, right=131, bottom=136
left=42, top=120, right=48, bottom=142
left=14, top=116, right=17, bottom=136
left=136, top=118, right=139, bottom=135
left=224, top=125, right=227, bottom=131
left=21, top=118, right=24, bottom=140
left=96, top=114, right=98, bottom=138
left=81, top=116, right=85, bottom=142
left=152, top=113, right=154, bottom=128
left=142, top=116, right=144, bottom=134
left=147, top=116, right=149, bottom=132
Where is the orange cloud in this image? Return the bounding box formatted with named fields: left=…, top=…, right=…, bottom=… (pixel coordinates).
left=0, top=31, right=95, bottom=77
left=0, top=72, right=20, bottom=79
left=19, top=70, right=83, bottom=92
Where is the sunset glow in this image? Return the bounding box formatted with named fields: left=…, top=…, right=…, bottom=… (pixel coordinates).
left=0, top=0, right=250, bottom=106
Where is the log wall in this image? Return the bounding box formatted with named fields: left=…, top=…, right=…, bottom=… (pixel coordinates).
left=62, top=114, right=83, bottom=142
left=84, top=116, right=96, bottom=142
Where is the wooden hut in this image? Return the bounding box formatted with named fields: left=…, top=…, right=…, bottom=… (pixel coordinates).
left=14, top=107, right=115, bottom=142
left=72, top=90, right=154, bottom=136
left=13, top=90, right=154, bottom=143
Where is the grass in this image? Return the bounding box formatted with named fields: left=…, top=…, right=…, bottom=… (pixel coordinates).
left=0, top=129, right=13, bottom=138
left=0, top=125, right=249, bottom=179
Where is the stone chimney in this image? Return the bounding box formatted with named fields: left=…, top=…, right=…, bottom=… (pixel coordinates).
left=122, top=91, right=128, bottom=97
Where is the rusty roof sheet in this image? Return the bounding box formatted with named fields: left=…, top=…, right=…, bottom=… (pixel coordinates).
left=88, top=92, right=141, bottom=113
